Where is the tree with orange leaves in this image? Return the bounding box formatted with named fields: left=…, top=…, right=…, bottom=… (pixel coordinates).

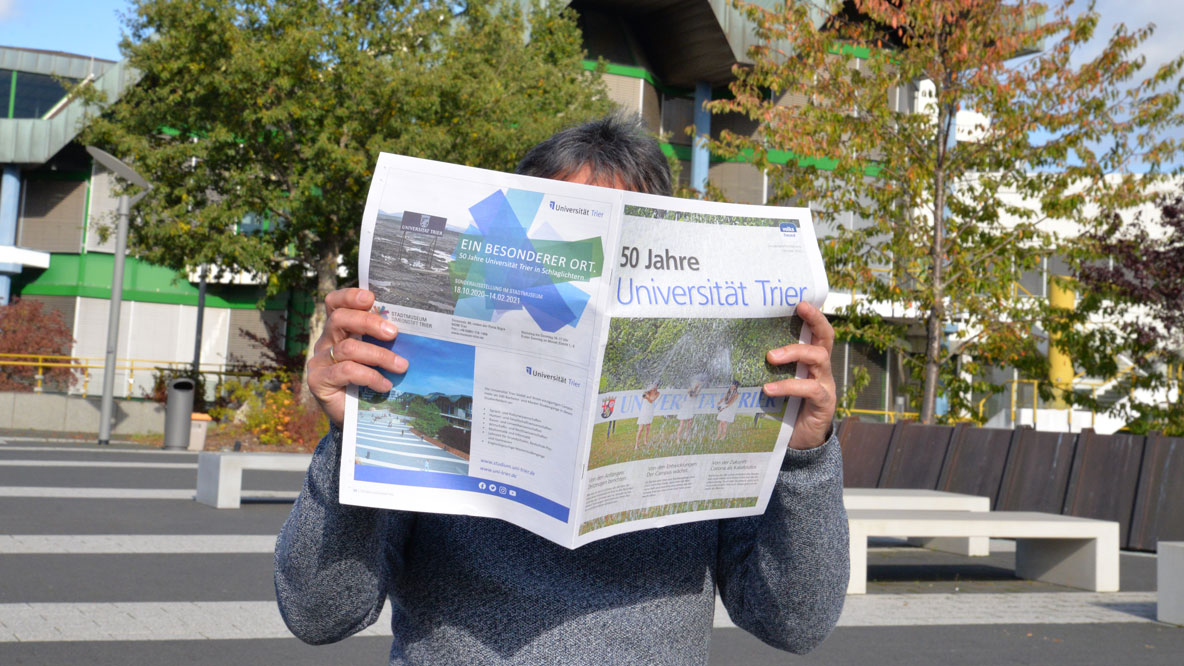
left=710, top=0, right=1183, bottom=423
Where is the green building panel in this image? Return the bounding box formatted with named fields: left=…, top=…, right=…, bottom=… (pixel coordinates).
left=17, top=253, right=290, bottom=311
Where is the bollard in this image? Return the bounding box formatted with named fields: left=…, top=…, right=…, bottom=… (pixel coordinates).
left=163, top=377, right=195, bottom=450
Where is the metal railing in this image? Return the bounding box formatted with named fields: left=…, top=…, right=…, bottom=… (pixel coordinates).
left=841, top=407, right=920, bottom=423
left=844, top=373, right=1126, bottom=429
left=0, top=353, right=255, bottom=399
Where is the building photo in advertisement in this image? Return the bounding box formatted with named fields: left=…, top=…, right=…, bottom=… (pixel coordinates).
left=355, top=332, right=476, bottom=476
left=368, top=208, right=462, bottom=314
left=588, top=316, right=803, bottom=470
left=368, top=185, right=605, bottom=335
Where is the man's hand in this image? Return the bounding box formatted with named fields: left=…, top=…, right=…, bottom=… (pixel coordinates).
left=762, top=301, right=837, bottom=450
left=308, top=288, right=408, bottom=427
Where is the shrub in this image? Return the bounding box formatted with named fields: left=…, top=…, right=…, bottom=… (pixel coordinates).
left=216, top=371, right=326, bottom=448
left=0, top=298, right=77, bottom=392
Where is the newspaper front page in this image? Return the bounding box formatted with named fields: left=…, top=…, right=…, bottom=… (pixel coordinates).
left=340, top=154, right=828, bottom=548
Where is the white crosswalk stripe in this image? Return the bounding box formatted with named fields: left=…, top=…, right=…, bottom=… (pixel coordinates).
left=0, top=534, right=276, bottom=554
left=0, top=487, right=197, bottom=499
left=0, top=591, right=1160, bottom=642
left=0, top=601, right=395, bottom=642
left=837, top=592, right=1159, bottom=626
left=0, top=460, right=197, bottom=469
left=0, top=445, right=195, bottom=455
left=0, top=487, right=298, bottom=500
left=714, top=592, right=1159, bottom=629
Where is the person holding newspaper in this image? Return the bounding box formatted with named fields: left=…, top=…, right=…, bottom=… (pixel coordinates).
left=275, top=115, right=848, bottom=664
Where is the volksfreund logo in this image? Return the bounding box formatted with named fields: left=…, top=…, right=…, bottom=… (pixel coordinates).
left=779, top=221, right=799, bottom=236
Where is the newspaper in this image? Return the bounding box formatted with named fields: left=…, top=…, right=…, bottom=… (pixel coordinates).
left=341, top=153, right=829, bottom=548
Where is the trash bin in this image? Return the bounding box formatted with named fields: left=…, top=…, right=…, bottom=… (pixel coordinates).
left=163, top=377, right=195, bottom=450
left=188, top=413, right=213, bottom=451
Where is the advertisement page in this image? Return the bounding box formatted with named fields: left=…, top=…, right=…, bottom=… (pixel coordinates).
left=340, top=154, right=622, bottom=542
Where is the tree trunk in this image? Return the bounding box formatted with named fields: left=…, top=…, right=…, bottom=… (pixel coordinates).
left=920, top=308, right=943, bottom=424
left=300, top=238, right=342, bottom=402
left=920, top=100, right=952, bottom=424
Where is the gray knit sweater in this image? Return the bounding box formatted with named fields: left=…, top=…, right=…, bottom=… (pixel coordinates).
left=274, top=425, right=848, bottom=665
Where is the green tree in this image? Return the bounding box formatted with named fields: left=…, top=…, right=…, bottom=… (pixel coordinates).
left=709, top=0, right=1183, bottom=422
left=598, top=318, right=801, bottom=393
left=407, top=396, right=449, bottom=438
left=80, top=0, right=610, bottom=391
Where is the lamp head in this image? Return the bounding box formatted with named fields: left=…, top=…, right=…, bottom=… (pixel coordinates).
left=85, top=146, right=150, bottom=190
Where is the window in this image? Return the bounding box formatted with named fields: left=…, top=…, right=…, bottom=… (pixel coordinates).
left=2, top=69, right=77, bottom=119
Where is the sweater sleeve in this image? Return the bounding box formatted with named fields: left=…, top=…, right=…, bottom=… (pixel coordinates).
left=274, top=424, right=414, bottom=645
left=715, top=432, right=849, bottom=654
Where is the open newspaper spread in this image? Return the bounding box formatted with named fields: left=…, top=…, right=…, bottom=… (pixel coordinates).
left=340, top=153, right=829, bottom=548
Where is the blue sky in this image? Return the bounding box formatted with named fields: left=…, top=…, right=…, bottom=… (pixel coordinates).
left=1, top=0, right=132, bottom=61
left=383, top=333, right=475, bottom=397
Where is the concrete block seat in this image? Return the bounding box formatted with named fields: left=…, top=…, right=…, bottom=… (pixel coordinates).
left=844, top=488, right=991, bottom=556
left=196, top=452, right=312, bottom=509
left=1159, top=541, right=1184, bottom=625
left=847, top=509, right=1119, bottom=595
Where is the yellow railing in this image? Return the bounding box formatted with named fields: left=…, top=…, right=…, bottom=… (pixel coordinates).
left=841, top=407, right=920, bottom=423
left=0, top=353, right=256, bottom=398
left=846, top=372, right=1126, bottom=428
left=999, top=365, right=1145, bottom=430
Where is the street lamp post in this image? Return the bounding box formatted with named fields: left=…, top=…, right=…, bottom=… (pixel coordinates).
left=193, top=267, right=207, bottom=377
left=85, top=146, right=150, bottom=447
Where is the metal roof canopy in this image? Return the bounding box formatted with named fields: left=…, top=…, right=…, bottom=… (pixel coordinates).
left=0, top=46, right=116, bottom=80
left=0, top=46, right=138, bottom=166
left=571, top=0, right=827, bottom=89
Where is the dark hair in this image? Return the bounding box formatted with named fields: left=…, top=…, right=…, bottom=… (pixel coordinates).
left=515, top=114, right=672, bottom=196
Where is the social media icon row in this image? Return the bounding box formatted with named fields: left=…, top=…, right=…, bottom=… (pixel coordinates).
left=476, top=482, right=516, bottom=497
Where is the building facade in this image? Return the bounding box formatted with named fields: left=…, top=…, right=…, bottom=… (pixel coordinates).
left=0, top=47, right=288, bottom=399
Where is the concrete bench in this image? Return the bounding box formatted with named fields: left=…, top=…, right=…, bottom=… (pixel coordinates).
left=847, top=509, right=1119, bottom=595
left=844, top=488, right=991, bottom=556
left=1159, top=541, right=1183, bottom=625
left=196, top=452, right=312, bottom=509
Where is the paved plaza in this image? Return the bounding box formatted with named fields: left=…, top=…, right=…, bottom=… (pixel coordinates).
left=355, top=411, right=470, bottom=475
left=1, top=432, right=1181, bottom=664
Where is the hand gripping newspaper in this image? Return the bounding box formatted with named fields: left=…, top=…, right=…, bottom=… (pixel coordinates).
left=341, top=154, right=829, bottom=549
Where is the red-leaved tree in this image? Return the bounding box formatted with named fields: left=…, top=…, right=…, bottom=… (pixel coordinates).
left=1058, top=194, right=1184, bottom=434
left=0, top=298, right=77, bottom=392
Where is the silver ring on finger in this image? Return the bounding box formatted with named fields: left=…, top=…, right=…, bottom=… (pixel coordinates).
left=329, top=344, right=339, bottom=364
